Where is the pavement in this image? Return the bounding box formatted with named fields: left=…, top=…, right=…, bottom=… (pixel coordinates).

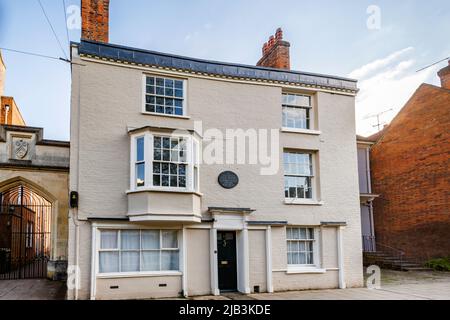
left=0, top=279, right=66, bottom=300
left=191, top=270, right=450, bottom=301
left=0, top=270, right=448, bottom=300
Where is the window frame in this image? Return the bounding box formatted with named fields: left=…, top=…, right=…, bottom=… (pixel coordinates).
left=283, top=151, right=315, bottom=200
left=142, top=74, right=188, bottom=118
left=286, top=227, right=320, bottom=269
left=97, top=229, right=181, bottom=275
left=130, top=131, right=200, bottom=193
left=282, top=93, right=313, bottom=130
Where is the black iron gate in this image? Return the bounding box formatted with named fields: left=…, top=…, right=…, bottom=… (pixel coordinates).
left=0, top=185, right=52, bottom=280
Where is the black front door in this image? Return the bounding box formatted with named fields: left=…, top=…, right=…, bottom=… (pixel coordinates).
left=217, top=231, right=237, bottom=291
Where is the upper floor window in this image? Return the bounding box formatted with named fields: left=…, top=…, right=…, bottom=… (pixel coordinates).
left=153, top=136, right=187, bottom=188
left=282, top=93, right=312, bottom=130
left=145, top=76, right=185, bottom=116
left=130, top=132, right=200, bottom=192
left=284, top=151, right=314, bottom=199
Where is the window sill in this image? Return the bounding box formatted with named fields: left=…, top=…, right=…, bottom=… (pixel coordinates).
left=127, top=187, right=203, bottom=197
left=284, top=199, right=324, bottom=206
left=286, top=267, right=327, bottom=274
left=281, top=127, right=321, bottom=135
left=97, top=271, right=182, bottom=279
left=141, top=111, right=191, bottom=120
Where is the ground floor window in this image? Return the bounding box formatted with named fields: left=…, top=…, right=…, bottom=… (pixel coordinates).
left=286, top=227, right=315, bottom=266
left=98, top=229, right=179, bottom=274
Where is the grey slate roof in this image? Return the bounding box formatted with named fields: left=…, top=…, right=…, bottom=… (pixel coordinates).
left=76, top=40, right=358, bottom=92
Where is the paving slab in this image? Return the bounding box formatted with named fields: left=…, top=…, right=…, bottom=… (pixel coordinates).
left=0, top=279, right=66, bottom=300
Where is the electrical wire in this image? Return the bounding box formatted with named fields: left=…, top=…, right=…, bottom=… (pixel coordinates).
left=62, top=0, right=71, bottom=47
left=416, top=56, right=449, bottom=72
left=0, top=47, right=70, bottom=63
left=37, top=0, right=68, bottom=60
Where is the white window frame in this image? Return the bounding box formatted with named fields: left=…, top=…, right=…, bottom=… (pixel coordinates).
left=142, top=74, right=188, bottom=118
left=286, top=227, right=322, bottom=272
left=284, top=151, right=316, bottom=201
left=97, top=228, right=181, bottom=276
left=129, top=131, right=200, bottom=193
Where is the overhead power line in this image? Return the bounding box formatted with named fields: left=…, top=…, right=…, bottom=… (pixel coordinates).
left=416, top=56, right=449, bottom=73
left=37, top=0, right=68, bottom=60
left=62, top=0, right=71, bottom=48
left=0, top=47, right=70, bottom=63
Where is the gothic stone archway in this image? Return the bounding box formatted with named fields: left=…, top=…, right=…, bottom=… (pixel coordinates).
left=0, top=184, right=52, bottom=279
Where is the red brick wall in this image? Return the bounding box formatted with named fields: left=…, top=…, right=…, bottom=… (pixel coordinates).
left=81, top=0, right=110, bottom=43
left=370, top=84, right=450, bottom=262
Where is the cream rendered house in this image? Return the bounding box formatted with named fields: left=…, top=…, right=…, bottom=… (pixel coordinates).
left=68, top=0, right=363, bottom=300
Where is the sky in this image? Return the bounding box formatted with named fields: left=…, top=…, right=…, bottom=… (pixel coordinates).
left=0, top=0, right=449, bottom=141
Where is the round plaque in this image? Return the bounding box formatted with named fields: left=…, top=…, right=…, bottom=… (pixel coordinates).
left=218, top=171, right=239, bottom=189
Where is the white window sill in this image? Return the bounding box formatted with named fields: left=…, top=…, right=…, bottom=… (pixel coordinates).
left=281, top=127, right=321, bottom=135
left=284, top=199, right=324, bottom=206
left=286, top=267, right=327, bottom=274
left=141, top=111, right=191, bottom=120
left=127, top=187, right=203, bottom=197
left=97, top=271, right=182, bottom=279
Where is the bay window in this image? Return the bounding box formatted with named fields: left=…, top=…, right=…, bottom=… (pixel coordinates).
left=98, top=229, right=180, bottom=274
left=130, top=132, right=200, bottom=192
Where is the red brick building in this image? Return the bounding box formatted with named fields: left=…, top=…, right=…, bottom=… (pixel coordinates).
left=368, top=61, right=450, bottom=262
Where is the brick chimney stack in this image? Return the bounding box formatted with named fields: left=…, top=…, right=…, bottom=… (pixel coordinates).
left=0, top=50, right=5, bottom=97
left=437, top=60, right=450, bottom=90
left=257, top=28, right=291, bottom=70
left=81, top=0, right=110, bottom=43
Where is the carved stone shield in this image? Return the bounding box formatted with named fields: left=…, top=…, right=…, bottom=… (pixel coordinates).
left=15, top=139, right=29, bottom=159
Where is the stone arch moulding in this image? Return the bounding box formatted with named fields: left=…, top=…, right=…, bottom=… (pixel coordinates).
left=0, top=176, right=60, bottom=261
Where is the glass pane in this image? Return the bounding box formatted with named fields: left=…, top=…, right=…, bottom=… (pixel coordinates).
left=121, top=230, right=140, bottom=250
left=308, top=252, right=314, bottom=265
left=99, top=252, right=119, bottom=273
left=175, top=80, right=183, bottom=89
left=179, top=176, right=186, bottom=188
left=153, top=163, right=161, bottom=174
left=175, top=89, right=183, bottom=98
left=162, top=175, right=169, bottom=187
left=156, top=78, right=164, bottom=86
left=146, top=77, right=154, bottom=85
left=292, top=228, right=300, bottom=240
left=287, top=252, right=293, bottom=265
left=136, top=138, right=144, bottom=161
left=154, top=137, right=162, bottom=148
left=286, top=228, right=292, bottom=239
left=298, top=252, right=307, bottom=264
left=100, top=230, right=118, bottom=249
left=170, top=175, right=178, bottom=187
left=142, top=230, right=160, bottom=249
left=162, top=230, right=178, bottom=249
left=308, top=228, right=315, bottom=240
left=161, top=251, right=179, bottom=271
left=299, top=228, right=307, bottom=239
left=153, top=175, right=161, bottom=186
left=136, top=163, right=145, bottom=187
left=121, top=251, right=140, bottom=272
left=141, top=251, right=160, bottom=271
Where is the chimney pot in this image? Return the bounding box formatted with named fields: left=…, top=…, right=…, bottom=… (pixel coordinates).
left=256, top=28, right=291, bottom=70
